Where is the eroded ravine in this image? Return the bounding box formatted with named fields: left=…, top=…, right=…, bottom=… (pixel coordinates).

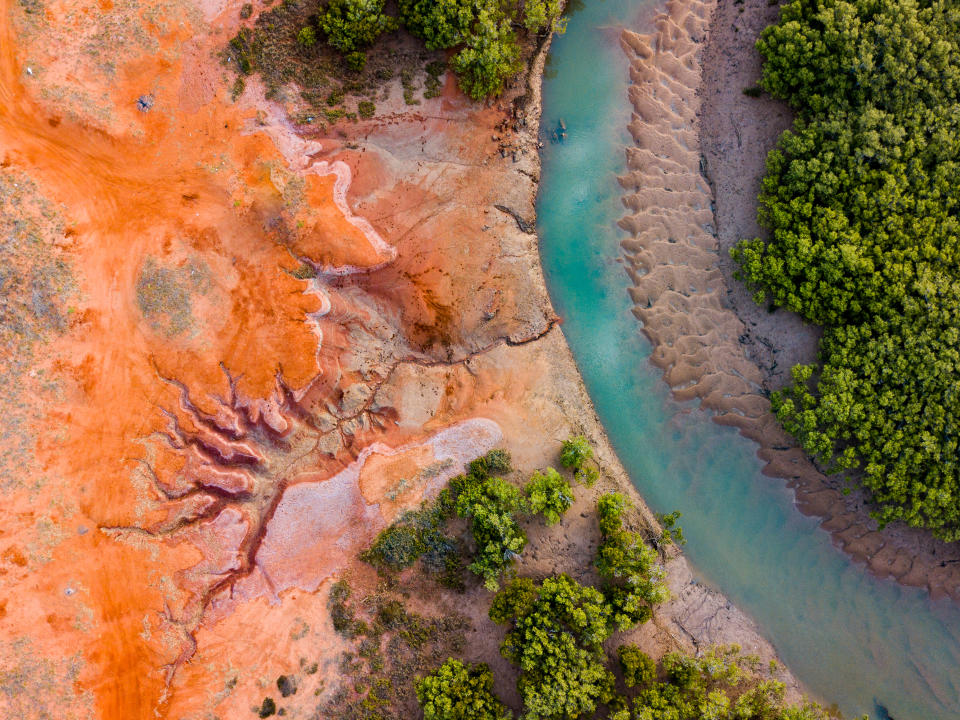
left=0, top=0, right=554, bottom=713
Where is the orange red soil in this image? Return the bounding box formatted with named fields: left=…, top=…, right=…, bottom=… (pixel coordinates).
left=0, top=0, right=556, bottom=714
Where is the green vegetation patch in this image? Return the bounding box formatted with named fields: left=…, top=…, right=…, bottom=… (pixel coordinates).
left=321, top=580, right=470, bottom=720
left=313, top=438, right=847, bottom=720
left=732, top=0, right=960, bottom=539
left=491, top=573, right=618, bottom=719
left=363, top=443, right=595, bottom=591
left=595, top=493, right=669, bottom=631
left=416, top=659, right=511, bottom=720
left=225, top=0, right=567, bottom=108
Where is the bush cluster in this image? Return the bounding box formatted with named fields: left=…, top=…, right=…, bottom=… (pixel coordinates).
left=415, top=659, right=511, bottom=720
left=454, top=471, right=529, bottom=590
left=383, top=446, right=844, bottom=720
left=732, top=0, right=960, bottom=539
left=560, top=434, right=599, bottom=485
left=363, top=440, right=589, bottom=591
left=607, top=646, right=838, bottom=720
left=361, top=488, right=465, bottom=588
left=525, top=467, right=574, bottom=525
left=294, top=0, right=565, bottom=99
left=596, top=493, right=670, bottom=631
left=491, top=574, right=618, bottom=719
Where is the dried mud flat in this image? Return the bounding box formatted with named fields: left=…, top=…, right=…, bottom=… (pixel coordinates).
left=619, top=0, right=960, bottom=601
left=0, top=0, right=811, bottom=716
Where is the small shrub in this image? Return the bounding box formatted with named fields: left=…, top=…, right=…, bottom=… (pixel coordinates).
left=617, top=645, right=657, bottom=688
left=276, top=674, right=297, bottom=697
left=376, top=599, right=407, bottom=629
left=346, top=51, right=367, bottom=72
left=525, top=467, right=573, bottom=525
left=483, top=448, right=512, bottom=474
left=297, top=26, right=317, bottom=47
left=230, top=76, right=246, bottom=101
left=257, top=697, right=277, bottom=718
left=467, top=448, right=511, bottom=479
left=328, top=579, right=358, bottom=637
left=239, top=2, right=253, bottom=19
left=657, top=510, right=686, bottom=545
left=560, top=435, right=593, bottom=471
left=362, top=524, right=425, bottom=572
left=357, top=100, right=375, bottom=118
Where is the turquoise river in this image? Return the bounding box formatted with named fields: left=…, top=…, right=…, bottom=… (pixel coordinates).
left=536, top=1, right=960, bottom=717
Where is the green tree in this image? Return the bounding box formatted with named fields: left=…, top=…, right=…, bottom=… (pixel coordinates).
left=297, top=25, right=317, bottom=47
left=416, top=659, right=513, bottom=720
left=617, top=645, right=657, bottom=689
left=398, top=0, right=474, bottom=50
left=523, top=0, right=566, bottom=34
left=320, top=0, right=397, bottom=53
left=450, top=9, right=522, bottom=101
left=526, top=467, right=574, bottom=524
left=491, top=574, right=617, bottom=720
left=456, top=474, right=528, bottom=590
left=595, top=494, right=669, bottom=630
left=560, top=434, right=593, bottom=470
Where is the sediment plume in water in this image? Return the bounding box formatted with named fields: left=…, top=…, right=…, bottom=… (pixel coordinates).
left=619, top=0, right=960, bottom=600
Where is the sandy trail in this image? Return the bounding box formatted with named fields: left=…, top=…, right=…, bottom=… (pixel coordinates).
left=619, top=0, right=960, bottom=601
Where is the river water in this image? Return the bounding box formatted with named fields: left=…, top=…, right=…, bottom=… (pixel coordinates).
left=536, top=1, right=960, bottom=717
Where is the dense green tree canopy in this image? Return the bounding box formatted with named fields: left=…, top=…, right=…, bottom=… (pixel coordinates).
left=733, top=0, right=960, bottom=539
left=416, top=659, right=513, bottom=720
left=595, top=494, right=669, bottom=630
left=398, top=0, right=474, bottom=49
left=450, top=11, right=523, bottom=101
left=491, top=574, right=617, bottom=720
left=610, top=646, right=838, bottom=720
left=319, top=0, right=397, bottom=53
left=523, top=0, right=566, bottom=34
left=525, top=467, right=574, bottom=524
left=560, top=434, right=599, bottom=485
left=455, top=471, right=529, bottom=590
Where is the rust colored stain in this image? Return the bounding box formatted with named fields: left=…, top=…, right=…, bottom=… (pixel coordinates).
left=0, top=0, right=552, bottom=713
left=0, top=0, right=395, bottom=715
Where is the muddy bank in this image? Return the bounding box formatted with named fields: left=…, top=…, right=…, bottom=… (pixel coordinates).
left=619, top=0, right=960, bottom=601
left=0, top=0, right=814, bottom=715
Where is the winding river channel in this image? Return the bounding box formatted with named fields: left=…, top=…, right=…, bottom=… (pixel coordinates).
left=536, top=1, right=960, bottom=717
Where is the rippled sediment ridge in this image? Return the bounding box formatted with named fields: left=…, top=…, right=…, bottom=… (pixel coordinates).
left=536, top=0, right=960, bottom=717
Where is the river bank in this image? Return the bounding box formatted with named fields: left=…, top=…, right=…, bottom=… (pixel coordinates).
left=618, top=0, right=960, bottom=601
left=0, top=0, right=816, bottom=715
